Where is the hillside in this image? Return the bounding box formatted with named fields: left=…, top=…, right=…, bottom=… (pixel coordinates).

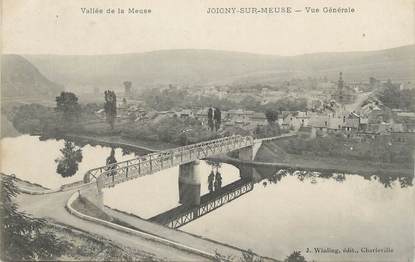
left=1, top=55, right=63, bottom=98
left=20, top=45, right=415, bottom=91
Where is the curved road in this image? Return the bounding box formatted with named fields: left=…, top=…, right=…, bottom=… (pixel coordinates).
left=16, top=187, right=210, bottom=261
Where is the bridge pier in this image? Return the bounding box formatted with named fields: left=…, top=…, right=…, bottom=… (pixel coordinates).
left=238, top=146, right=256, bottom=179
left=79, top=175, right=104, bottom=210
left=238, top=146, right=253, bottom=161
left=178, top=161, right=201, bottom=206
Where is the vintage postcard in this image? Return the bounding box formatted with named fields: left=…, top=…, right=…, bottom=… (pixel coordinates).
left=1, top=0, right=414, bottom=261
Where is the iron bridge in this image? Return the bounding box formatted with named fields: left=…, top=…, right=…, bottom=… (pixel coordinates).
left=85, top=135, right=254, bottom=188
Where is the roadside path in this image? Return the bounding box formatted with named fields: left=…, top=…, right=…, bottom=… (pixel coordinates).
left=16, top=188, right=211, bottom=261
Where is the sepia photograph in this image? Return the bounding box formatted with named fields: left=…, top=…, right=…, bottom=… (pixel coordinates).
left=1, top=0, right=414, bottom=261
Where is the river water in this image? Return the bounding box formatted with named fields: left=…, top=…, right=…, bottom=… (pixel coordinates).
left=1, top=135, right=413, bottom=261
left=0, top=135, right=138, bottom=189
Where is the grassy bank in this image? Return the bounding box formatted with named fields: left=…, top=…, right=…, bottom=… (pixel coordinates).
left=71, top=196, right=145, bottom=231
left=254, top=139, right=414, bottom=177
left=274, top=135, right=414, bottom=167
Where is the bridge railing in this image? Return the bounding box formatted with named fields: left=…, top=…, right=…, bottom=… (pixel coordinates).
left=84, top=135, right=254, bottom=187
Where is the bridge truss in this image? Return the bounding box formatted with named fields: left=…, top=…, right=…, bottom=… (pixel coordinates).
left=85, top=135, right=254, bottom=188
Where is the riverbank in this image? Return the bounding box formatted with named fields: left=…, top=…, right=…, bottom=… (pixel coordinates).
left=1, top=110, right=179, bottom=152
left=0, top=173, right=52, bottom=194
left=46, top=222, right=162, bottom=261
left=62, top=134, right=177, bottom=152
left=35, top=132, right=179, bottom=154
left=252, top=140, right=413, bottom=177
left=0, top=114, right=20, bottom=138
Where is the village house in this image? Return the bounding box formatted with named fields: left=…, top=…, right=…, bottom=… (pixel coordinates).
left=194, top=108, right=209, bottom=126
left=343, top=113, right=360, bottom=132
left=224, top=109, right=254, bottom=124
left=175, top=109, right=194, bottom=119
left=296, top=111, right=312, bottom=127
left=126, top=106, right=147, bottom=121
left=391, top=123, right=405, bottom=133
left=248, top=112, right=268, bottom=127
left=281, top=113, right=302, bottom=131
left=138, top=110, right=158, bottom=122
left=308, top=115, right=329, bottom=136
left=394, top=111, right=415, bottom=132
left=359, top=117, right=369, bottom=131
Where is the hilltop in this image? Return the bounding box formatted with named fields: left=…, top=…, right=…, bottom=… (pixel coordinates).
left=1, top=55, right=63, bottom=98
left=3, top=45, right=414, bottom=93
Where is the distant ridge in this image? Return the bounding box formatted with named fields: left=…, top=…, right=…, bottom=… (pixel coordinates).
left=10, top=45, right=415, bottom=92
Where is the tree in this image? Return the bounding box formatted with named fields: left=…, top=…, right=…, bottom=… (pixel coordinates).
left=55, top=141, right=83, bottom=177
left=207, top=107, right=221, bottom=132
left=12, top=104, right=57, bottom=133
left=104, top=90, right=117, bottom=129
left=284, top=251, right=307, bottom=262
left=123, top=81, right=132, bottom=96
left=378, top=81, right=415, bottom=110
left=265, top=110, right=278, bottom=125
left=241, top=249, right=263, bottom=262
left=214, top=107, right=221, bottom=131
left=207, top=107, right=214, bottom=131
left=55, top=92, right=81, bottom=122
left=0, top=175, right=70, bottom=260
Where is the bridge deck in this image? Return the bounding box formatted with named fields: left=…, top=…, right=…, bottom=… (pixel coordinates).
left=85, top=135, right=254, bottom=188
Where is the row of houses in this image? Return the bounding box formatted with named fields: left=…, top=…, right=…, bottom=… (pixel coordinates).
left=284, top=110, right=413, bottom=136
left=97, top=102, right=415, bottom=139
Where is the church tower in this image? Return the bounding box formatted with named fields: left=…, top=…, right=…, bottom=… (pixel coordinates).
left=330, top=72, right=346, bottom=111
left=337, top=72, right=344, bottom=107
left=338, top=72, right=344, bottom=90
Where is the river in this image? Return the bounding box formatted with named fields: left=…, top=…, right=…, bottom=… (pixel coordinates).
left=1, top=135, right=413, bottom=261
left=0, top=135, right=139, bottom=189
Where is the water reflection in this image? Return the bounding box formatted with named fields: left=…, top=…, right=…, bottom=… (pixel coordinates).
left=255, top=166, right=413, bottom=189
left=150, top=176, right=254, bottom=228
left=208, top=171, right=214, bottom=192
left=55, top=141, right=83, bottom=178
left=0, top=135, right=139, bottom=189
left=103, top=161, right=241, bottom=219
left=182, top=165, right=414, bottom=261
left=207, top=170, right=224, bottom=192
left=214, top=171, right=223, bottom=191
left=206, top=160, right=224, bottom=192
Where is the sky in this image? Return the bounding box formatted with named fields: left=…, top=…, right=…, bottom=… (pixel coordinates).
left=2, top=0, right=414, bottom=55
